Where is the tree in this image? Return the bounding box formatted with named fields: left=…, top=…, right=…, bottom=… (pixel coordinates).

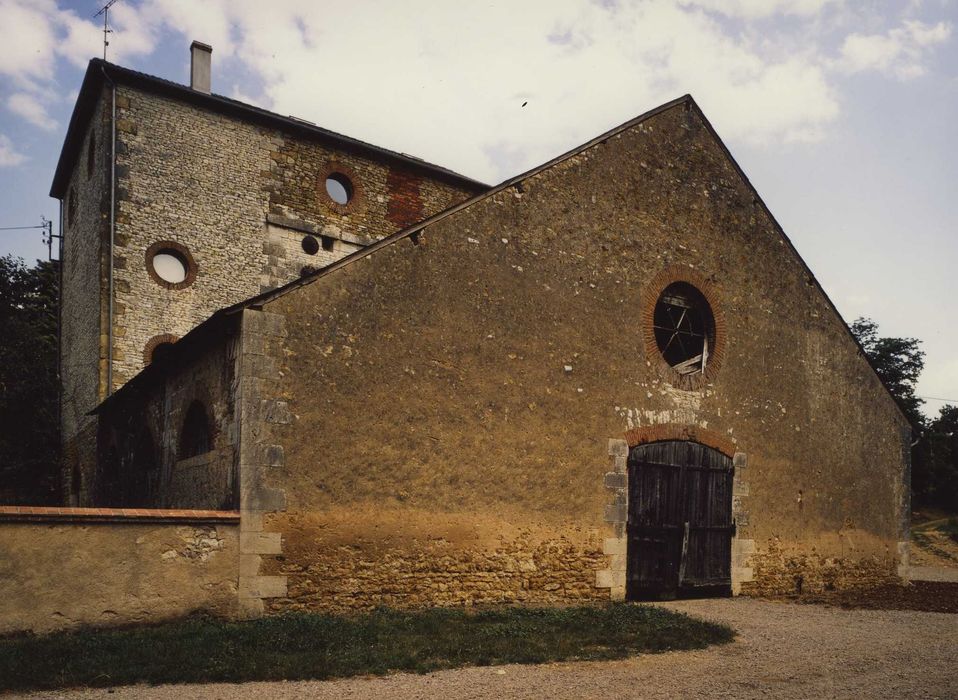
left=0, top=256, right=60, bottom=504
left=922, top=405, right=958, bottom=511
left=849, top=317, right=926, bottom=430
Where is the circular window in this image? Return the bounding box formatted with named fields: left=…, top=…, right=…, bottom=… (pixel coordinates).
left=145, top=242, right=197, bottom=290
left=325, top=173, right=353, bottom=205
left=652, top=282, right=715, bottom=376
left=301, top=235, right=320, bottom=255
left=152, top=251, right=188, bottom=284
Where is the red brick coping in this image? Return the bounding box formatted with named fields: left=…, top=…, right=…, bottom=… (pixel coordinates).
left=0, top=506, right=240, bottom=524
left=624, top=423, right=737, bottom=458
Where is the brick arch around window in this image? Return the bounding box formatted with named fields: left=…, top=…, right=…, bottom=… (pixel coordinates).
left=143, top=333, right=179, bottom=365
left=319, top=161, right=365, bottom=215
left=640, top=266, right=727, bottom=391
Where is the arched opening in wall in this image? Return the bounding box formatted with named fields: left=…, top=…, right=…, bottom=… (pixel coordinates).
left=652, top=283, right=715, bottom=376
left=143, top=334, right=179, bottom=365
left=179, top=400, right=212, bottom=460
left=325, top=173, right=353, bottom=205
left=126, top=428, right=158, bottom=507
left=626, top=440, right=733, bottom=601
left=151, top=342, right=175, bottom=363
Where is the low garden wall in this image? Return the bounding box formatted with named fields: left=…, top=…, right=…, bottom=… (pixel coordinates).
left=0, top=507, right=240, bottom=635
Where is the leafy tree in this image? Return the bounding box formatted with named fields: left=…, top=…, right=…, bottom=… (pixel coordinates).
left=849, top=317, right=958, bottom=510
left=0, top=256, right=60, bottom=504
left=922, top=405, right=958, bottom=511
left=849, top=317, right=926, bottom=429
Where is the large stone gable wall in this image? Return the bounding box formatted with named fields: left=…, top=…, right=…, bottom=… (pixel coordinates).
left=60, top=87, right=112, bottom=504
left=252, top=100, right=908, bottom=609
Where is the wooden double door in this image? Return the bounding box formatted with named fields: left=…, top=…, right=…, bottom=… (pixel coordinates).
left=626, top=441, right=734, bottom=600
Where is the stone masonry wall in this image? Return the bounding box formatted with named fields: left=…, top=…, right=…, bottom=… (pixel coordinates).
left=253, top=99, right=909, bottom=609
left=110, top=86, right=273, bottom=391
left=60, top=86, right=111, bottom=505
left=265, top=510, right=606, bottom=613
left=109, top=85, right=478, bottom=399
left=56, top=82, right=480, bottom=502
left=95, top=319, right=241, bottom=510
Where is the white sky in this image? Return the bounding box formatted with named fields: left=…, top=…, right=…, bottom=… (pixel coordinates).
left=0, top=0, right=955, bottom=417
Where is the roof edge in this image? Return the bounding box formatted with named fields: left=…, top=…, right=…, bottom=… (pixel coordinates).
left=686, top=100, right=915, bottom=431
left=51, top=58, right=489, bottom=199
left=226, top=93, right=694, bottom=312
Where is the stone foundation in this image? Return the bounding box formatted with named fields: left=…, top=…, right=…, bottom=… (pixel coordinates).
left=262, top=511, right=607, bottom=613
left=740, top=537, right=901, bottom=596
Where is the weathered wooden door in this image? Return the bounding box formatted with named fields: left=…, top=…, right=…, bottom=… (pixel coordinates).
left=626, top=441, right=734, bottom=599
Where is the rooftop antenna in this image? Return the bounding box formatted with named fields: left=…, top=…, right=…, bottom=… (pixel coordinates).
left=94, top=0, right=122, bottom=61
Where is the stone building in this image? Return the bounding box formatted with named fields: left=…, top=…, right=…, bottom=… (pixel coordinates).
left=56, top=46, right=911, bottom=615
left=51, top=43, right=486, bottom=506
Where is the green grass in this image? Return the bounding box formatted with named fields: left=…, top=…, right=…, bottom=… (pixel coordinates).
left=0, top=604, right=733, bottom=692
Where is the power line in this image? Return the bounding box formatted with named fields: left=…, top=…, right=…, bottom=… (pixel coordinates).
left=919, top=395, right=958, bottom=403
left=0, top=225, right=46, bottom=232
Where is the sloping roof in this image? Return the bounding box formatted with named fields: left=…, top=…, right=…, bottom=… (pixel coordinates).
left=93, top=93, right=913, bottom=429
left=50, top=58, right=488, bottom=198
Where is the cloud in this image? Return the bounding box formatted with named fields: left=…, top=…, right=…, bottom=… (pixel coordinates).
left=0, top=0, right=952, bottom=181
left=0, top=0, right=59, bottom=87
left=837, top=19, right=952, bottom=79
left=0, top=134, right=27, bottom=166
left=6, top=92, right=56, bottom=130
left=679, top=0, right=841, bottom=19
left=120, top=0, right=849, bottom=181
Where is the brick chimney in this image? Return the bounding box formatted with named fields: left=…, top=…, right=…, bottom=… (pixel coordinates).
left=190, top=41, right=212, bottom=94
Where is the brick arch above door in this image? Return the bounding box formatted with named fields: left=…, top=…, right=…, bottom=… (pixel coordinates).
left=623, top=423, right=737, bottom=458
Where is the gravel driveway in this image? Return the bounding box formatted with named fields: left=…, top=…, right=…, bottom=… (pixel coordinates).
left=15, top=598, right=958, bottom=699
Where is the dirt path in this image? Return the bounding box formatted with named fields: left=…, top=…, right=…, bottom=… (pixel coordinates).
left=15, top=599, right=958, bottom=699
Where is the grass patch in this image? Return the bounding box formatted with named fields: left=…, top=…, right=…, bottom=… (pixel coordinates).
left=0, top=604, right=733, bottom=692
left=913, top=516, right=958, bottom=562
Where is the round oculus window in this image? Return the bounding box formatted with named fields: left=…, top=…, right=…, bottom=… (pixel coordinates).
left=325, top=173, right=353, bottom=205
left=301, top=235, right=320, bottom=255
left=151, top=250, right=189, bottom=284
left=652, top=282, right=715, bottom=376
left=146, top=242, right=196, bottom=289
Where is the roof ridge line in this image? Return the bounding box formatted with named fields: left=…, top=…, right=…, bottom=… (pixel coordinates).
left=51, top=58, right=489, bottom=198
left=230, top=93, right=694, bottom=313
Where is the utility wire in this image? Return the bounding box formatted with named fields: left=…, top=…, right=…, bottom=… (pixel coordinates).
left=0, top=225, right=46, bottom=231
left=919, top=395, right=958, bottom=403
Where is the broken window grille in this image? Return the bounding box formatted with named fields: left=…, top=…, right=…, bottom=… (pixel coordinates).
left=652, top=282, right=715, bottom=376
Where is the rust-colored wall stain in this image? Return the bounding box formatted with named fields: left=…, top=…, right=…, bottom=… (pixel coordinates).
left=386, top=168, right=425, bottom=228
